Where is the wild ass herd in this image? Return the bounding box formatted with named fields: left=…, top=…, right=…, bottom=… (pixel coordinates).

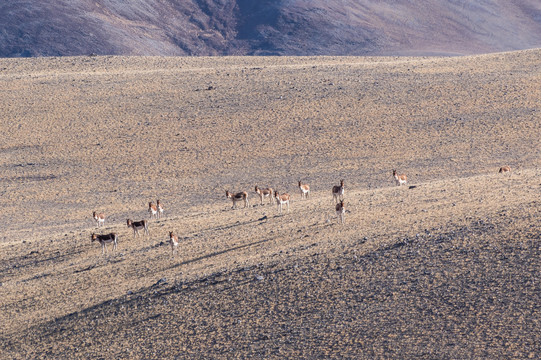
left=91, top=167, right=510, bottom=255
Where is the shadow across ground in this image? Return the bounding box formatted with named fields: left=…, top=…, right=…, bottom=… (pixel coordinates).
left=3, top=215, right=539, bottom=359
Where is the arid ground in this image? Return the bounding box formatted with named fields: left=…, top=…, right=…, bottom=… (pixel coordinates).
left=0, top=50, right=539, bottom=359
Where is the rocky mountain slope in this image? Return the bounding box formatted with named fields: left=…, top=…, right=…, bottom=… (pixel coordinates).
left=1, top=0, right=540, bottom=57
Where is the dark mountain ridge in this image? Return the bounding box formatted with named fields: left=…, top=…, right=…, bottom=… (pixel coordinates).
left=1, top=0, right=540, bottom=57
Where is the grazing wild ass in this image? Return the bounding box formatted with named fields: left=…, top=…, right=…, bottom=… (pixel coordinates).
left=335, top=200, right=345, bottom=225
left=226, top=190, right=250, bottom=209
left=91, top=233, right=117, bottom=254
left=127, top=219, right=149, bottom=237
left=298, top=180, right=310, bottom=199
left=393, top=170, right=407, bottom=186
left=255, top=186, right=274, bottom=205
left=274, top=191, right=291, bottom=214
left=332, top=180, right=345, bottom=203
left=169, top=231, right=179, bottom=256
left=148, top=202, right=158, bottom=219
left=93, top=211, right=105, bottom=227
left=157, top=199, right=164, bottom=218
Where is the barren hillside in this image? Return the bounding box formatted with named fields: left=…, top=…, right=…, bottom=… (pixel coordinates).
left=1, top=0, right=541, bottom=57
left=0, top=50, right=540, bottom=358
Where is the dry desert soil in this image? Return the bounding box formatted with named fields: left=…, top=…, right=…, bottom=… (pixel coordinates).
left=0, top=50, right=540, bottom=359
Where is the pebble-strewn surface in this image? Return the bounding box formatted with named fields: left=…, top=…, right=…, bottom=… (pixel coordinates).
left=0, top=51, right=539, bottom=359
left=7, top=210, right=540, bottom=359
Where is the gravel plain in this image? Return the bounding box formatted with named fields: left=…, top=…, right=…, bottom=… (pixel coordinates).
left=0, top=50, right=539, bottom=359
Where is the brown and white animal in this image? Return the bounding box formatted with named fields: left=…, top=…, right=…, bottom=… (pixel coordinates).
left=255, top=186, right=274, bottom=205
left=298, top=180, right=310, bottom=199
left=274, top=191, right=290, bottom=214
left=157, top=199, right=164, bottom=218
left=93, top=211, right=105, bottom=228
left=127, top=219, right=149, bottom=237
left=335, top=200, right=345, bottom=225
left=226, top=190, right=250, bottom=209
left=91, top=233, right=117, bottom=255
left=499, top=166, right=511, bottom=174
left=148, top=202, right=158, bottom=219
left=393, top=170, right=407, bottom=186
left=332, top=180, right=345, bottom=203
left=169, top=231, right=179, bottom=256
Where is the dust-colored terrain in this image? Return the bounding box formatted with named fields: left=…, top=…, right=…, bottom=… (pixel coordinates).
left=0, top=50, right=540, bottom=359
